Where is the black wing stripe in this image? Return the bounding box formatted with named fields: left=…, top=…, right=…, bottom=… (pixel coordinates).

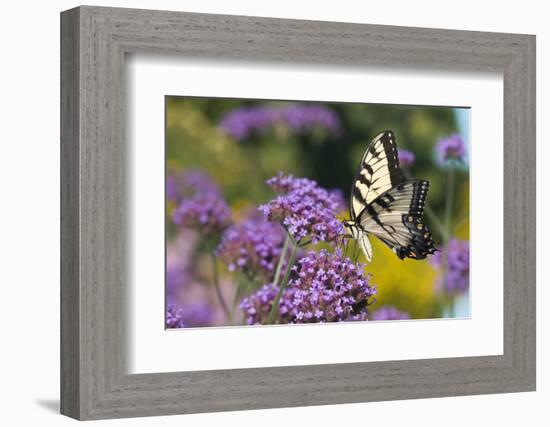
left=374, top=198, right=390, bottom=209
left=370, top=163, right=389, bottom=175
left=358, top=180, right=436, bottom=260
left=352, top=185, right=367, bottom=208
left=380, top=131, right=404, bottom=186
left=356, top=173, right=372, bottom=188
left=350, top=131, right=404, bottom=219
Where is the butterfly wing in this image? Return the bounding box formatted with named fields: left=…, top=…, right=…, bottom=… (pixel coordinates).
left=349, top=225, right=373, bottom=262
left=358, top=180, right=437, bottom=260
left=357, top=231, right=373, bottom=262
left=350, top=130, right=404, bottom=221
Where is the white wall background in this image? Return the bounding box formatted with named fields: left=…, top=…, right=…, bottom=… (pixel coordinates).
left=0, top=0, right=546, bottom=425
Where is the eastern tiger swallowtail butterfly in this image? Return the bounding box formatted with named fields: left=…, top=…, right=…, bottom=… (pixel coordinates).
left=343, top=130, right=437, bottom=262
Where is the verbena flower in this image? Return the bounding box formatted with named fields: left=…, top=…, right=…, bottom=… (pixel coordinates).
left=219, top=106, right=279, bottom=140
left=166, top=304, right=186, bottom=329
left=431, top=238, right=469, bottom=293
left=166, top=303, right=215, bottom=329
left=219, top=104, right=340, bottom=140
left=280, top=105, right=340, bottom=135
left=240, top=249, right=376, bottom=325
left=259, top=173, right=343, bottom=244
left=166, top=262, right=189, bottom=296
left=239, top=284, right=295, bottom=325
left=216, top=217, right=285, bottom=281
left=371, top=306, right=410, bottom=321
left=167, top=169, right=219, bottom=203
left=435, top=134, right=467, bottom=166
left=398, top=149, right=415, bottom=168
left=165, top=260, right=216, bottom=328
left=172, top=193, right=231, bottom=237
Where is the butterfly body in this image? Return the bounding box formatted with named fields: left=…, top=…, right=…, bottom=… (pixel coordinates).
left=345, top=130, right=437, bottom=262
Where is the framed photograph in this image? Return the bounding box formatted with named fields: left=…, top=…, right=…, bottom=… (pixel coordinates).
left=164, top=98, right=466, bottom=331
left=61, top=6, right=536, bottom=420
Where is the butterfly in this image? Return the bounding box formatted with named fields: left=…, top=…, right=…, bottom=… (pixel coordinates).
left=343, top=130, right=437, bottom=262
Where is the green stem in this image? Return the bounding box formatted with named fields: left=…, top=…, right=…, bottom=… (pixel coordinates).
left=444, top=168, right=455, bottom=237
left=344, top=239, right=349, bottom=259
left=267, top=243, right=298, bottom=325
left=453, top=214, right=469, bottom=233
left=210, top=252, right=231, bottom=323
left=272, top=236, right=290, bottom=288
left=423, top=205, right=448, bottom=241
left=230, top=276, right=247, bottom=324
left=442, top=167, right=456, bottom=317
left=353, top=240, right=360, bottom=263
left=448, top=294, right=456, bottom=318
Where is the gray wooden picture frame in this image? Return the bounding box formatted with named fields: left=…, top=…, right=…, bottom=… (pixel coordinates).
left=60, top=5, right=536, bottom=420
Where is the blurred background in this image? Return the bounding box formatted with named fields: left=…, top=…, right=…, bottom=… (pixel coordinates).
left=166, top=96, right=470, bottom=328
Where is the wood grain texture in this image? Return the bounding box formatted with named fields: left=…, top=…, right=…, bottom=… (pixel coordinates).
left=60, top=7, right=80, bottom=419
left=60, top=5, right=536, bottom=420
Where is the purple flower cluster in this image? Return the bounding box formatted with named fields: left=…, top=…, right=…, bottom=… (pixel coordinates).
left=258, top=173, right=344, bottom=244
left=371, top=306, right=410, bottom=321
left=219, top=104, right=340, bottom=140
left=168, top=169, right=231, bottom=236
left=172, top=193, right=232, bottom=237
left=240, top=249, right=376, bottom=325
left=166, top=258, right=218, bottom=329
left=219, top=107, right=278, bottom=140
left=216, top=217, right=285, bottom=281
left=431, top=238, right=470, bottom=293
left=167, top=169, right=219, bottom=203
left=166, top=263, right=189, bottom=296
left=239, top=284, right=296, bottom=325
left=280, top=105, right=341, bottom=135
left=435, top=134, right=467, bottom=166
left=166, top=303, right=215, bottom=329
left=397, top=149, right=415, bottom=168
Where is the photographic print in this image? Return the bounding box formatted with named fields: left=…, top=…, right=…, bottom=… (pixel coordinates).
left=165, top=97, right=470, bottom=329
